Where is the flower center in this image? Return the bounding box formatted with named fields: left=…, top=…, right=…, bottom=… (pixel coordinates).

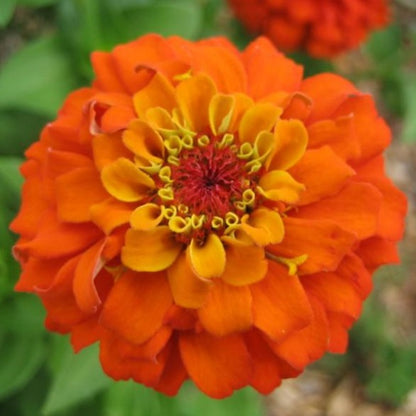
left=170, top=142, right=246, bottom=218
left=144, top=131, right=266, bottom=244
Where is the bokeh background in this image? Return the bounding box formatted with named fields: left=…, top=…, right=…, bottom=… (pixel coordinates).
left=0, top=0, right=415, bottom=415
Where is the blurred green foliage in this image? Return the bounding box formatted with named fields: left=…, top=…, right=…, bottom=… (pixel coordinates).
left=0, top=0, right=415, bottom=414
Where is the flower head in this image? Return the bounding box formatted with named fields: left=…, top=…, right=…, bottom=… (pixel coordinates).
left=227, top=0, right=390, bottom=57
left=12, top=34, right=406, bottom=398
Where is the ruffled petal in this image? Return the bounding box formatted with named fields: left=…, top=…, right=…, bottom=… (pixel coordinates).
left=176, top=74, right=217, bottom=131
left=122, top=119, right=164, bottom=166
left=251, top=262, right=313, bottom=341
left=55, top=167, right=108, bottom=223
left=90, top=198, right=133, bottom=235
left=295, top=182, right=382, bottom=239
left=289, top=146, right=355, bottom=205
left=133, top=72, right=177, bottom=119
left=92, top=133, right=133, bottom=171
left=238, top=103, right=281, bottom=143
left=187, top=233, right=226, bottom=280
left=198, top=280, right=252, bottom=336
left=242, top=37, right=303, bottom=99
left=130, top=203, right=164, bottom=230
left=301, top=73, right=358, bottom=123
left=122, top=227, right=182, bottom=272
left=100, top=270, right=172, bottom=344
left=240, top=208, right=284, bottom=246
left=101, top=157, right=155, bottom=202
left=258, top=170, right=305, bottom=203
left=221, top=241, right=268, bottom=286
left=167, top=252, right=211, bottom=309
left=269, top=217, right=356, bottom=275
left=269, top=119, right=308, bottom=170
left=179, top=332, right=252, bottom=398
left=208, top=93, right=235, bottom=135
left=270, top=296, right=329, bottom=370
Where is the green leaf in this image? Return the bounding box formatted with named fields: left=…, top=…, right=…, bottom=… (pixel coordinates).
left=0, top=110, right=48, bottom=156
left=401, top=72, right=416, bottom=143
left=0, top=333, right=45, bottom=400
left=18, top=0, right=60, bottom=6
left=2, top=294, right=45, bottom=336
left=0, top=35, right=78, bottom=117
left=0, top=156, right=24, bottom=209
left=103, top=382, right=164, bottom=416
left=0, top=0, right=16, bottom=28
left=117, top=0, right=202, bottom=41
left=365, top=24, right=402, bottom=62
left=365, top=346, right=416, bottom=406
left=42, top=342, right=111, bottom=415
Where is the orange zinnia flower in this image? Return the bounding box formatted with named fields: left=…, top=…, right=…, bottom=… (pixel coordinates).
left=12, top=34, right=406, bottom=398
left=227, top=0, right=390, bottom=57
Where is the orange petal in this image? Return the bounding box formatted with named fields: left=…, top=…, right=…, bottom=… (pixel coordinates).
left=154, top=340, right=187, bottom=396
left=14, top=210, right=101, bottom=259
left=228, top=92, right=254, bottom=132
left=333, top=95, right=391, bottom=163
left=240, top=208, right=284, bottom=246
left=188, top=39, right=247, bottom=93
left=258, top=170, right=304, bottom=204
left=73, top=239, right=107, bottom=314
left=270, top=296, right=329, bottom=370
left=281, top=92, right=312, bottom=120
left=179, top=332, right=252, bottom=398
left=245, top=330, right=300, bottom=394
left=295, top=182, right=382, bottom=239
left=122, top=119, right=164, bottom=165
left=99, top=331, right=170, bottom=385
left=90, top=198, right=133, bottom=235
left=354, top=155, right=407, bottom=240
left=91, top=51, right=126, bottom=92
left=187, top=233, right=226, bottom=280
left=101, top=157, right=155, bottom=202
left=70, top=316, right=102, bottom=353
left=14, top=257, right=62, bottom=293
left=302, top=271, right=362, bottom=319
left=326, top=312, right=354, bottom=353
left=242, top=37, right=302, bottom=99
left=208, top=93, right=235, bottom=135
left=176, top=74, right=217, bottom=131
left=300, top=73, right=358, bottom=123
left=92, top=132, right=133, bottom=171
left=221, top=241, right=268, bottom=286
left=251, top=261, right=313, bottom=341
left=100, top=270, right=172, bottom=345
left=133, top=72, right=176, bottom=118
left=198, top=280, right=252, bottom=336
left=167, top=252, right=211, bottom=309
left=122, top=226, right=182, bottom=272
left=130, top=203, right=163, bottom=230
left=269, top=119, right=308, bottom=170
left=55, top=167, right=108, bottom=223
left=238, top=103, right=281, bottom=143
left=289, top=146, right=355, bottom=205
left=357, top=237, right=400, bottom=271
left=307, top=115, right=360, bottom=161
left=269, top=217, right=356, bottom=275
left=45, top=149, right=91, bottom=179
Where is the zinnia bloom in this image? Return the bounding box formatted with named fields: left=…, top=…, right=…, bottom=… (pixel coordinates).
left=227, top=0, right=390, bottom=57
left=12, top=34, right=406, bottom=398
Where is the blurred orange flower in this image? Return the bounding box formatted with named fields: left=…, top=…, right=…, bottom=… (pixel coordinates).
left=227, top=0, right=390, bottom=57
left=12, top=34, right=406, bottom=398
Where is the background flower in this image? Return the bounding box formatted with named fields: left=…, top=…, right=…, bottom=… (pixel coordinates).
left=11, top=33, right=406, bottom=399
left=227, top=0, right=390, bottom=57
